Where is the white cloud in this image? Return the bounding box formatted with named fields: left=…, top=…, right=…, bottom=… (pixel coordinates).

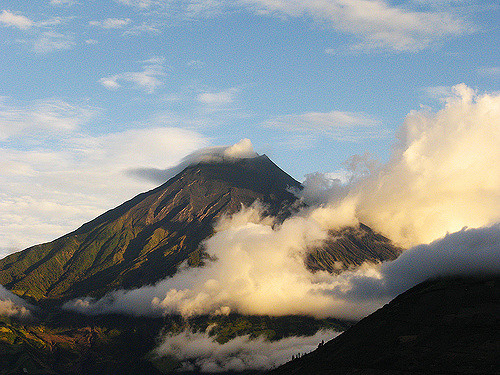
left=100, top=59, right=167, bottom=93
left=478, top=66, right=500, bottom=79
left=0, top=97, right=208, bottom=254
left=115, top=0, right=160, bottom=8
left=0, top=10, right=33, bottom=29
left=49, top=0, right=78, bottom=6
left=32, top=31, right=75, bottom=53
left=0, top=98, right=97, bottom=141
left=198, top=87, right=239, bottom=107
left=155, top=329, right=339, bottom=372
left=265, top=110, right=386, bottom=142
left=341, top=224, right=500, bottom=301
left=63, top=84, right=500, bottom=321
left=241, top=0, right=472, bottom=51
left=89, top=18, right=132, bottom=29
left=348, top=84, right=500, bottom=246
left=127, top=138, right=258, bottom=184
left=185, top=0, right=225, bottom=18
left=0, top=285, right=31, bottom=317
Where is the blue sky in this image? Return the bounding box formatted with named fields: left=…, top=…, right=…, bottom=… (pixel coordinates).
left=0, top=0, right=499, bottom=255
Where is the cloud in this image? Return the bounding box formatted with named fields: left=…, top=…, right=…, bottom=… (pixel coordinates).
left=63, top=84, right=500, bottom=321
left=49, top=0, right=78, bottom=6
left=116, top=0, right=160, bottom=8
left=341, top=224, right=500, bottom=301
left=346, top=84, right=500, bottom=246
left=0, top=97, right=97, bottom=140
left=0, top=10, right=33, bottom=29
left=64, top=204, right=372, bottom=319
left=197, top=87, right=239, bottom=110
left=265, top=110, right=386, bottom=142
left=155, top=329, right=339, bottom=372
left=0, top=97, right=208, bottom=254
left=32, top=31, right=75, bottom=53
left=99, top=58, right=167, bottom=93
left=89, top=18, right=132, bottom=29
left=0, top=285, right=31, bottom=318
left=127, top=138, right=258, bottom=184
left=478, top=66, right=500, bottom=79
left=241, top=0, right=472, bottom=52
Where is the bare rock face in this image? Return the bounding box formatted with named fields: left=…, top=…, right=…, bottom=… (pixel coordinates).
left=0, top=155, right=400, bottom=303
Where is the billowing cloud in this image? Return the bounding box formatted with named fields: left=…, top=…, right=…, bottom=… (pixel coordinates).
left=64, top=84, right=500, bottom=321
left=0, top=10, right=33, bottom=29
left=347, top=84, right=500, bottom=246
left=241, top=0, right=472, bottom=52
left=155, top=329, right=339, bottom=372
left=100, top=58, right=167, bottom=93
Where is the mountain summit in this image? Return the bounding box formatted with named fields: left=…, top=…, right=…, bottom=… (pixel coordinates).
left=0, top=155, right=400, bottom=303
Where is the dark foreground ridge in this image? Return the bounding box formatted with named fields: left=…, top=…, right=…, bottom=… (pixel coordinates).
left=0, top=155, right=401, bottom=303
left=268, top=275, right=500, bottom=375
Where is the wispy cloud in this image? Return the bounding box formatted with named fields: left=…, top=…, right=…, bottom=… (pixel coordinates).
left=478, top=66, right=500, bottom=79
left=197, top=87, right=239, bottom=108
left=0, top=10, right=33, bottom=29
left=0, top=96, right=208, bottom=254
left=100, top=58, right=167, bottom=93
left=115, top=0, right=160, bottom=8
left=89, top=18, right=132, bottom=29
left=241, top=0, right=473, bottom=52
left=265, top=110, right=386, bottom=143
left=32, top=31, right=75, bottom=53
left=49, top=0, right=78, bottom=6
left=0, top=97, right=97, bottom=140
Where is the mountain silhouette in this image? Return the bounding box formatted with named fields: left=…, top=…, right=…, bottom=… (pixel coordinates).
left=268, top=275, right=500, bottom=375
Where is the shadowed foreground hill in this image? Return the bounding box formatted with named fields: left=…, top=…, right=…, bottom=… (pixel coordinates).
left=269, top=275, right=500, bottom=375
left=0, top=155, right=401, bottom=303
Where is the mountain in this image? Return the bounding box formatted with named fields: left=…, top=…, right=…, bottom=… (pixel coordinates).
left=268, top=275, right=500, bottom=375
left=0, top=155, right=401, bottom=303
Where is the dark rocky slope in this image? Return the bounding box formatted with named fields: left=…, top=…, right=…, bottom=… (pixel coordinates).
left=269, top=275, right=500, bottom=375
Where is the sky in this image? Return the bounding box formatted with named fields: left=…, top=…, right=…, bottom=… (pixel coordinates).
left=0, top=0, right=499, bottom=255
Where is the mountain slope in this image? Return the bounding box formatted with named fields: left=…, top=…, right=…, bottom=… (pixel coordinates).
left=0, top=156, right=300, bottom=302
left=269, top=275, right=500, bottom=375
left=0, top=155, right=401, bottom=303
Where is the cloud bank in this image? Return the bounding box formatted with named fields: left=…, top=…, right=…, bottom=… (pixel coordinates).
left=65, top=84, right=500, bottom=321
left=0, top=285, right=31, bottom=318
left=155, top=329, right=339, bottom=373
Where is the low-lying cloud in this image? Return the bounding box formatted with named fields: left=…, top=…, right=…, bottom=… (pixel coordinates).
left=0, top=285, right=31, bottom=318
left=65, top=84, right=500, bottom=321
left=155, top=328, right=339, bottom=373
